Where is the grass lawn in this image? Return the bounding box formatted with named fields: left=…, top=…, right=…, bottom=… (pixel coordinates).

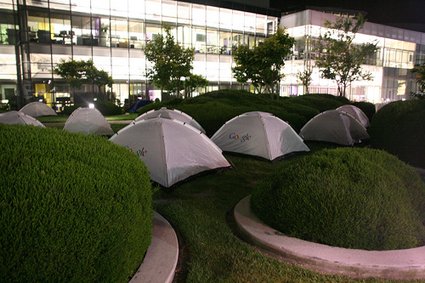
left=40, top=90, right=413, bottom=281
left=152, top=147, right=407, bottom=282
left=42, top=122, right=409, bottom=281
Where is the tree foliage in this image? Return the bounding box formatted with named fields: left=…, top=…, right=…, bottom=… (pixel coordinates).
left=184, top=74, right=208, bottom=98
left=232, top=28, right=295, bottom=94
left=412, top=64, right=425, bottom=98
left=314, top=14, right=377, bottom=97
left=144, top=26, right=207, bottom=97
left=54, top=59, right=113, bottom=92
left=297, top=68, right=313, bottom=94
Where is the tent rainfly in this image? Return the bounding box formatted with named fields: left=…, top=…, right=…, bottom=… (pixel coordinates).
left=0, top=111, right=45, bottom=127
left=300, top=110, right=369, bottom=146
left=20, top=102, right=57, bottom=117
left=110, top=118, right=230, bottom=188
left=336, top=105, right=370, bottom=128
left=135, top=107, right=205, bottom=133
left=64, top=107, right=114, bottom=135
left=211, top=111, right=310, bottom=160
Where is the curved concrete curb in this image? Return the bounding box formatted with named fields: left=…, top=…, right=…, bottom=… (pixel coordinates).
left=130, top=211, right=179, bottom=283
left=234, top=196, right=425, bottom=280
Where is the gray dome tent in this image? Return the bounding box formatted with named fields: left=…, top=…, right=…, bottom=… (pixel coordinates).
left=136, top=107, right=205, bottom=133
left=64, top=107, right=114, bottom=135
left=300, top=110, right=369, bottom=146
left=336, top=105, right=370, bottom=128
left=211, top=111, right=309, bottom=160
left=110, top=118, right=230, bottom=188
left=20, top=102, right=57, bottom=117
left=0, top=111, right=45, bottom=127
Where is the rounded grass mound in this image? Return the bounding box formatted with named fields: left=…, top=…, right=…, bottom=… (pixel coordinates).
left=251, top=148, right=425, bottom=250
left=369, top=99, right=425, bottom=167
left=0, top=125, right=152, bottom=282
left=137, top=90, right=349, bottom=135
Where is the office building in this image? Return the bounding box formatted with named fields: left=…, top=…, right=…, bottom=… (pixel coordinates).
left=280, top=9, right=425, bottom=102
left=0, top=0, right=424, bottom=107
left=0, top=0, right=278, bottom=109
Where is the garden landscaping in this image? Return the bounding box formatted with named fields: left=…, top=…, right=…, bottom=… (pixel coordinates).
left=0, top=125, right=152, bottom=282
left=4, top=91, right=425, bottom=282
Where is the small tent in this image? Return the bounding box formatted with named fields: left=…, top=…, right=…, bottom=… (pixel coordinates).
left=64, top=107, right=114, bottom=135
left=0, top=111, right=45, bottom=127
left=20, top=102, right=57, bottom=117
left=110, top=118, right=230, bottom=188
left=136, top=107, right=205, bottom=133
left=211, top=111, right=309, bottom=160
left=336, top=105, right=369, bottom=128
left=300, top=110, right=369, bottom=146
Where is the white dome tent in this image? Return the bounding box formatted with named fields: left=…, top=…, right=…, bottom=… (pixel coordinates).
left=19, top=102, right=57, bottom=117
left=336, top=105, right=370, bottom=128
left=300, top=110, right=369, bottom=146
left=64, top=107, right=114, bottom=135
left=136, top=107, right=205, bottom=133
left=110, top=118, right=230, bottom=188
left=211, top=111, right=310, bottom=160
left=0, top=111, right=45, bottom=127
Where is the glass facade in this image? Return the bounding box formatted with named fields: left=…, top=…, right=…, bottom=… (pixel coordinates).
left=0, top=0, right=277, bottom=108
left=280, top=9, right=425, bottom=103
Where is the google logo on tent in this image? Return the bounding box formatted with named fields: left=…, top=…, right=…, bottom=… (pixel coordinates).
left=229, top=132, right=251, bottom=143
left=229, top=132, right=240, bottom=140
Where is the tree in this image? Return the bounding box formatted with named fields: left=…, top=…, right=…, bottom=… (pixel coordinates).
left=144, top=26, right=207, bottom=98
left=232, top=28, right=294, bottom=94
left=183, top=74, right=208, bottom=98
left=412, top=64, right=425, bottom=98
left=314, top=13, right=377, bottom=97
left=54, top=59, right=113, bottom=95
left=297, top=68, right=313, bottom=94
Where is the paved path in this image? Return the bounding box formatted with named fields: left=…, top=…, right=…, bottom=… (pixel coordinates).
left=130, top=212, right=178, bottom=283
left=234, top=196, right=425, bottom=280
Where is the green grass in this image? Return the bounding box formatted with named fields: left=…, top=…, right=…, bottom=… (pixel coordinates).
left=37, top=115, right=68, bottom=123
left=0, top=125, right=152, bottom=283
left=154, top=153, right=421, bottom=282
left=105, top=113, right=138, bottom=121
left=34, top=91, right=425, bottom=281
left=251, top=148, right=425, bottom=250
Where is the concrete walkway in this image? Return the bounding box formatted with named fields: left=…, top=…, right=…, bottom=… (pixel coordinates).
left=130, top=212, right=179, bottom=283
left=234, top=196, right=425, bottom=280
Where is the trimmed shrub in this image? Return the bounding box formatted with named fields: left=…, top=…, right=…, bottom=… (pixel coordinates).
left=136, top=90, right=349, bottom=135
left=292, top=93, right=349, bottom=112
left=251, top=148, right=425, bottom=250
left=62, top=104, right=79, bottom=115
left=95, top=100, right=123, bottom=116
left=369, top=100, right=425, bottom=167
left=352, top=101, right=375, bottom=121
left=0, top=125, right=152, bottom=282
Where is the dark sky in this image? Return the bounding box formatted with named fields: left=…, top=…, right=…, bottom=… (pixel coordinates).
left=270, top=0, right=425, bottom=32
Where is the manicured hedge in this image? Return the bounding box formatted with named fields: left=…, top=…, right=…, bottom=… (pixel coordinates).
left=251, top=148, right=425, bottom=250
left=137, top=90, right=348, bottom=135
left=0, top=125, right=152, bottom=282
left=352, top=101, right=376, bottom=121
left=369, top=100, right=425, bottom=167
left=95, top=100, right=123, bottom=116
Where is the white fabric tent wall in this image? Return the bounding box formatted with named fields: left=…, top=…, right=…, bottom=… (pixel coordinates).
left=110, top=118, right=230, bottom=188
left=135, top=107, right=205, bottom=133
left=64, top=107, right=114, bottom=135
left=300, top=110, right=369, bottom=146
left=20, top=102, right=57, bottom=117
left=211, top=111, right=309, bottom=160
left=0, top=111, right=45, bottom=127
left=336, top=105, right=370, bottom=128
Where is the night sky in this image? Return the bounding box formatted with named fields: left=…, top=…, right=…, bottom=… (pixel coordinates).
left=271, top=0, right=425, bottom=32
